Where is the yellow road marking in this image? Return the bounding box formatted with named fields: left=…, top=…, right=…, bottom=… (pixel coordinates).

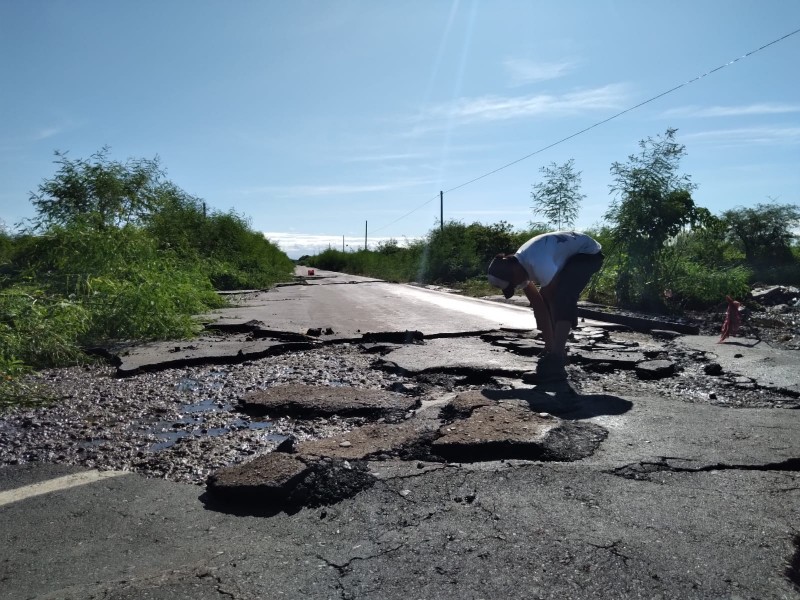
left=0, top=470, right=127, bottom=507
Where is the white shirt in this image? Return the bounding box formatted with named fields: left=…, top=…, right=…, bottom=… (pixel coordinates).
left=515, top=232, right=601, bottom=288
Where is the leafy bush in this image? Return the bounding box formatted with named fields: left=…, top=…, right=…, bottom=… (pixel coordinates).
left=2, top=223, right=226, bottom=365
left=603, top=129, right=712, bottom=310
left=81, top=262, right=223, bottom=342
left=1, top=149, right=298, bottom=407
left=722, top=202, right=800, bottom=266
left=0, top=285, right=90, bottom=369
left=748, top=263, right=800, bottom=286
left=0, top=285, right=88, bottom=407
left=146, top=197, right=294, bottom=289
left=669, top=262, right=751, bottom=309
left=28, top=147, right=168, bottom=231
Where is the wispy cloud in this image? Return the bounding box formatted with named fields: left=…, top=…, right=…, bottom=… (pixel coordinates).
left=31, top=117, right=83, bottom=141
left=33, top=126, right=64, bottom=141
left=503, top=58, right=575, bottom=86
left=409, top=84, right=628, bottom=134
left=662, top=103, right=800, bottom=118
left=343, top=152, right=430, bottom=163
left=241, top=178, right=434, bottom=197
left=683, top=126, right=800, bottom=145
left=452, top=209, right=531, bottom=217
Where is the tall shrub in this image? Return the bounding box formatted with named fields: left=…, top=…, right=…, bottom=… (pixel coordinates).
left=604, top=128, right=708, bottom=310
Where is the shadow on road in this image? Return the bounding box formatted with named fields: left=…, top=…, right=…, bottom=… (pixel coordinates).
left=198, top=490, right=298, bottom=518
left=480, top=387, right=633, bottom=420
left=718, top=339, right=762, bottom=348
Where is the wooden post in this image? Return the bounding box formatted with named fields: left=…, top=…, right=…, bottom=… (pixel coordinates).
left=365, top=220, right=368, bottom=251
left=440, top=191, right=443, bottom=232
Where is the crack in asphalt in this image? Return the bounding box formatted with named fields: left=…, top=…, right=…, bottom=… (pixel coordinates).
left=588, top=540, right=633, bottom=565
left=609, top=456, right=800, bottom=480
left=195, top=571, right=238, bottom=599
left=787, top=533, right=800, bottom=593
left=316, top=542, right=406, bottom=575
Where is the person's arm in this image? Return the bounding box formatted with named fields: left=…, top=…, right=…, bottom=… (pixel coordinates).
left=523, top=282, right=553, bottom=353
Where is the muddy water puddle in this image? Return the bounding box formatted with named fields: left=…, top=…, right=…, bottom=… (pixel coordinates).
left=147, top=380, right=279, bottom=451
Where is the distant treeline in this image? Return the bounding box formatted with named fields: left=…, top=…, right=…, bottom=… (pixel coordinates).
left=307, top=130, right=800, bottom=314
left=305, top=212, right=799, bottom=310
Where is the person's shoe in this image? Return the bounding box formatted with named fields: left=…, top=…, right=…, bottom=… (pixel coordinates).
left=535, top=353, right=568, bottom=383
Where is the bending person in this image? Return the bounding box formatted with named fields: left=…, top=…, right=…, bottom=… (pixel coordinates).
left=487, top=231, right=603, bottom=382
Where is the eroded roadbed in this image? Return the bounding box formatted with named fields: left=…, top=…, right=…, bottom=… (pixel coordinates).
left=3, top=297, right=800, bottom=598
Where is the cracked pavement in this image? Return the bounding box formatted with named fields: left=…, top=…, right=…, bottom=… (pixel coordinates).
left=1, top=269, right=799, bottom=599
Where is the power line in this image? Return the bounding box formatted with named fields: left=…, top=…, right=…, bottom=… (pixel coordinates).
left=444, top=26, right=800, bottom=195
left=371, top=192, right=440, bottom=233
left=372, top=26, right=800, bottom=234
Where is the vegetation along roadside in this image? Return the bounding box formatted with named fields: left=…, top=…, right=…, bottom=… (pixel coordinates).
left=1, top=148, right=295, bottom=406
left=2, top=129, right=799, bottom=406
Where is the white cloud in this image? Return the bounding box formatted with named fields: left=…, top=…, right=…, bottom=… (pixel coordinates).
left=662, top=103, right=800, bottom=118
left=264, top=231, right=420, bottom=259
left=503, top=58, right=575, bottom=86
left=683, top=126, right=800, bottom=146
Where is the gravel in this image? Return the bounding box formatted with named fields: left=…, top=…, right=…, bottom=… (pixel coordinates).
left=0, top=345, right=416, bottom=485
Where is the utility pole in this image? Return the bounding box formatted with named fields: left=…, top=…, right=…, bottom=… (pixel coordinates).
left=364, top=220, right=368, bottom=251
left=440, top=191, right=443, bottom=232
left=342, top=235, right=345, bottom=252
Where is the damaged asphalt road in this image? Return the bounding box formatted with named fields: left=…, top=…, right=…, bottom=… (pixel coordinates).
left=1, top=268, right=799, bottom=599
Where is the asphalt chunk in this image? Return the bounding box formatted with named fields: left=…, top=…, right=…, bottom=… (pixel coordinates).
left=206, top=453, right=376, bottom=512
left=635, top=359, right=677, bottom=380
left=293, top=420, right=439, bottom=462
left=239, top=384, right=419, bottom=419
left=432, top=404, right=607, bottom=462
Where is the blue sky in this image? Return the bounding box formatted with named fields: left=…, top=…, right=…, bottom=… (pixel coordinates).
left=1, top=1, right=799, bottom=258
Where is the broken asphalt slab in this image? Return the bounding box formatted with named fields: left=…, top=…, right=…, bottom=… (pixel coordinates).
left=292, top=419, right=439, bottom=461
left=432, top=403, right=607, bottom=462
left=205, top=453, right=375, bottom=511
left=204, top=382, right=800, bottom=513
left=239, top=384, right=419, bottom=419
left=374, top=326, right=671, bottom=380
left=583, top=393, right=800, bottom=470
left=376, top=336, right=536, bottom=378
left=112, top=335, right=321, bottom=376
left=678, top=334, right=800, bottom=395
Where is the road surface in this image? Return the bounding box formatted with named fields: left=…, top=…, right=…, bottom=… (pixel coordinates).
left=1, top=269, right=799, bottom=600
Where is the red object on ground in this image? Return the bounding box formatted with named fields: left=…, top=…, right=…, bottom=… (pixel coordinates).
left=718, top=295, right=741, bottom=343
left=307, top=269, right=315, bottom=276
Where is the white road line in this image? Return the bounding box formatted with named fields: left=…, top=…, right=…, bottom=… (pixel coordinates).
left=0, top=470, right=127, bottom=507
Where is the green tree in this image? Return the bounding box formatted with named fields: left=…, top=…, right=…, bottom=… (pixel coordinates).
left=530, top=159, right=585, bottom=230
left=604, top=128, right=708, bottom=309
left=721, top=202, right=800, bottom=265
left=28, top=147, right=169, bottom=231
left=465, top=221, right=517, bottom=264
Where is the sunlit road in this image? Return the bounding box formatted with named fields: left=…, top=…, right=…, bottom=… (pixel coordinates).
left=210, top=268, right=538, bottom=336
